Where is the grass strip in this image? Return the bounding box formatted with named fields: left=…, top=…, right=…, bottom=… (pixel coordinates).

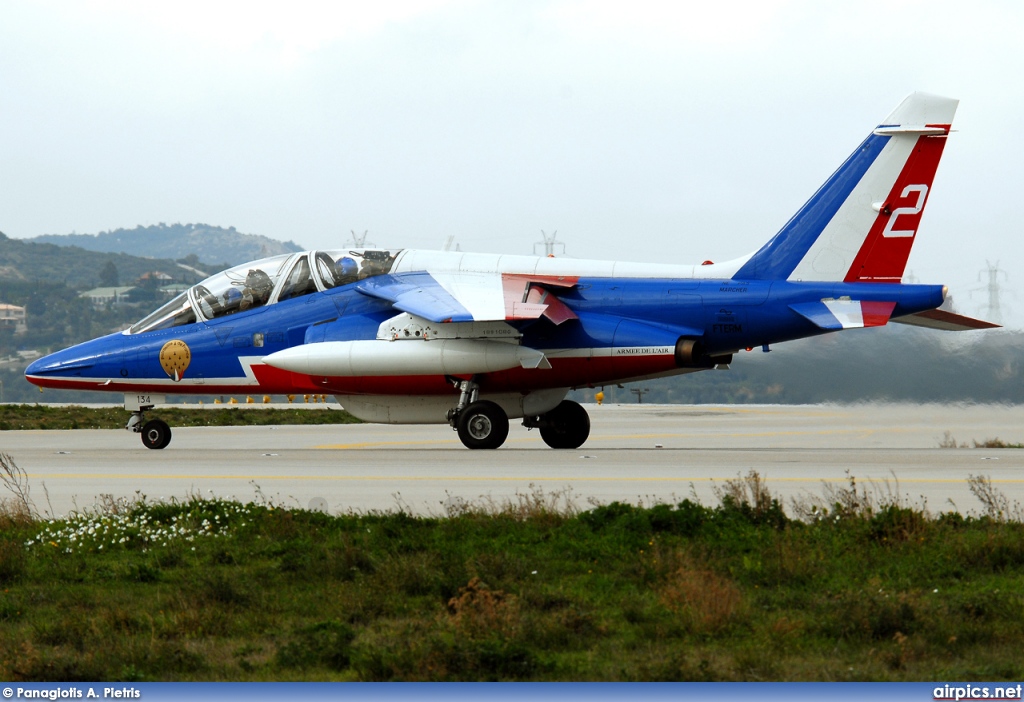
left=1, top=468, right=1023, bottom=681
left=0, top=404, right=361, bottom=430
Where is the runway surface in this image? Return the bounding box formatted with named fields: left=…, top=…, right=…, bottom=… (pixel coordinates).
left=4, top=403, right=1024, bottom=517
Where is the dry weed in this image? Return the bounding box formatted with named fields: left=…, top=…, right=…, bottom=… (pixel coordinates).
left=0, top=453, right=36, bottom=522
left=790, top=470, right=919, bottom=522
left=968, top=474, right=1024, bottom=522
left=446, top=577, right=521, bottom=640
left=659, top=554, right=744, bottom=634
left=712, top=470, right=775, bottom=517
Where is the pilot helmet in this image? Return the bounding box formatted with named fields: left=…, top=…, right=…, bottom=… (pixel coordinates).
left=245, top=269, right=273, bottom=296
left=338, top=257, right=358, bottom=276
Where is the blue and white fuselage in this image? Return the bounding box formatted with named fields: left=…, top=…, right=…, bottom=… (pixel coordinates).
left=24, top=93, right=996, bottom=449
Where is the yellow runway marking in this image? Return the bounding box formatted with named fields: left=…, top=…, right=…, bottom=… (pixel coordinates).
left=313, top=426, right=918, bottom=449
left=314, top=438, right=464, bottom=449
left=24, top=472, right=1024, bottom=485
left=592, top=427, right=916, bottom=441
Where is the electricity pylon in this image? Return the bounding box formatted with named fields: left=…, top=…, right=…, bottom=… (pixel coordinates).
left=345, top=230, right=375, bottom=248
left=534, top=230, right=565, bottom=257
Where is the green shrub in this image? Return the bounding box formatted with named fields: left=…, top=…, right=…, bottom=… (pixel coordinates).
left=276, top=620, right=355, bottom=670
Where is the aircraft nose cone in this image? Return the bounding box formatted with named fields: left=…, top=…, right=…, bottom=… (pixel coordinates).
left=25, top=355, right=50, bottom=376
left=24, top=332, right=125, bottom=388
left=25, top=347, right=96, bottom=376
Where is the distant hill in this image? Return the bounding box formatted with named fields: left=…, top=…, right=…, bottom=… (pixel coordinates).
left=27, top=223, right=304, bottom=267
left=0, top=231, right=209, bottom=289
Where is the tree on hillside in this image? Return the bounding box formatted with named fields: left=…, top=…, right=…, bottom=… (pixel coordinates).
left=99, top=261, right=119, bottom=287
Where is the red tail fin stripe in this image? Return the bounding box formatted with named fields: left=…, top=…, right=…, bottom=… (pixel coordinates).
left=844, top=134, right=949, bottom=283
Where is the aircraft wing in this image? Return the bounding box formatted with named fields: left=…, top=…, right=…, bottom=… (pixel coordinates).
left=356, top=272, right=579, bottom=324
left=891, top=309, right=1000, bottom=331
left=357, top=272, right=474, bottom=322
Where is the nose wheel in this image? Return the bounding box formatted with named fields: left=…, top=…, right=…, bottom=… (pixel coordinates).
left=127, top=409, right=172, bottom=450
left=140, top=419, right=172, bottom=450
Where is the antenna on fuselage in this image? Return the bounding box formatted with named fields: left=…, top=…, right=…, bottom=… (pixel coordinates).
left=346, top=230, right=375, bottom=248
left=534, top=230, right=565, bottom=257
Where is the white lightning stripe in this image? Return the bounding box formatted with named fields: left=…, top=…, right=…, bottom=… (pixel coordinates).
left=237, top=356, right=265, bottom=382
left=29, top=355, right=268, bottom=389
left=541, top=346, right=675, bottom=359
left=28, top=375, right=261, bottom=387
left=28, top=349, right=679, bottom=392
left=29, top=348, right=676, bottom=390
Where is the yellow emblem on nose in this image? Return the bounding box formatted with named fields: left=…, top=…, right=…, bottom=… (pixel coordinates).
left=159, top=340, right=191, bottom=382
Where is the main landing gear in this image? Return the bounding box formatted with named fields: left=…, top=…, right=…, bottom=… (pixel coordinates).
left=457, top=400, right=509, bottom=450
left=526, top=400, right=591, bottom=449
left=446, top=380, right=590, bottom=450
left=127, top=407, right=172, bottom=450
left=447, top=380, right=509, bottom=450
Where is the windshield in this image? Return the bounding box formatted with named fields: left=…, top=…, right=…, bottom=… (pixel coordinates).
left=128, top=292, right=196, bottom=334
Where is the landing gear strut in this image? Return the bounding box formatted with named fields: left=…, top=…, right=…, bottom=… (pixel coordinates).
left=127, top=407, right=172, bottom=450
left=525, top=400, right=590, bottom=449
left=447, top=379, right=509, bottom=450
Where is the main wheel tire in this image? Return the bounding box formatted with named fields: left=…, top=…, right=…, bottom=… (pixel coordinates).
left=539, top=400, right=590, bottom=449
left=456, top=400, right=509, bottom=450
left=141, top=419, right=172, bottom=450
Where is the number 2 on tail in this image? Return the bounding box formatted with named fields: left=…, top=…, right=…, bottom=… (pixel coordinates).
left=882, top=184, right=929, bottom=238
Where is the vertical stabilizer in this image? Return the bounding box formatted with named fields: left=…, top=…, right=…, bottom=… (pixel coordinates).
left=734, top=93, right=958, bottom=283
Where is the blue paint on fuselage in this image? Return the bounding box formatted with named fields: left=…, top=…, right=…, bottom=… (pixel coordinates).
left=516, top=278, right=943, bottom=356
left=26, top=276, right=946, bottom=388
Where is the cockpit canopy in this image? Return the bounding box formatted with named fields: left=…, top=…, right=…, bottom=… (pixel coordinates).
left=128, top=249, right=401, bottom=335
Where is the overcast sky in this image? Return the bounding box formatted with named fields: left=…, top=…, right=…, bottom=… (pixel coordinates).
left=2, top=0, right=1022, bottom=326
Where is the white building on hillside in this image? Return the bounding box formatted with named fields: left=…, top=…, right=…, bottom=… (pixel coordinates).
left=80, top=286, right=135, bottom=309
left=0, top=303, right=27, bottom=334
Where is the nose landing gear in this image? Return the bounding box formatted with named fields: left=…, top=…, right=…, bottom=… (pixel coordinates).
left=126, top=403, right=172, bottom=450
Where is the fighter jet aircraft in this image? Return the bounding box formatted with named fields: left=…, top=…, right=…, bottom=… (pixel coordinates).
left=26, top=93, right=996, bottom=450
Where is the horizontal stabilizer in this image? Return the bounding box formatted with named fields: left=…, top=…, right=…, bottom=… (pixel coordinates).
left=892, top=309, right=1000, bottom=331
left=790, top=300, right=896, bottom=330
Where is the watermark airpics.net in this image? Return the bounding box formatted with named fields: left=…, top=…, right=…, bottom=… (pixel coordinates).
left=935, top=684, right=1024, bottom=701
